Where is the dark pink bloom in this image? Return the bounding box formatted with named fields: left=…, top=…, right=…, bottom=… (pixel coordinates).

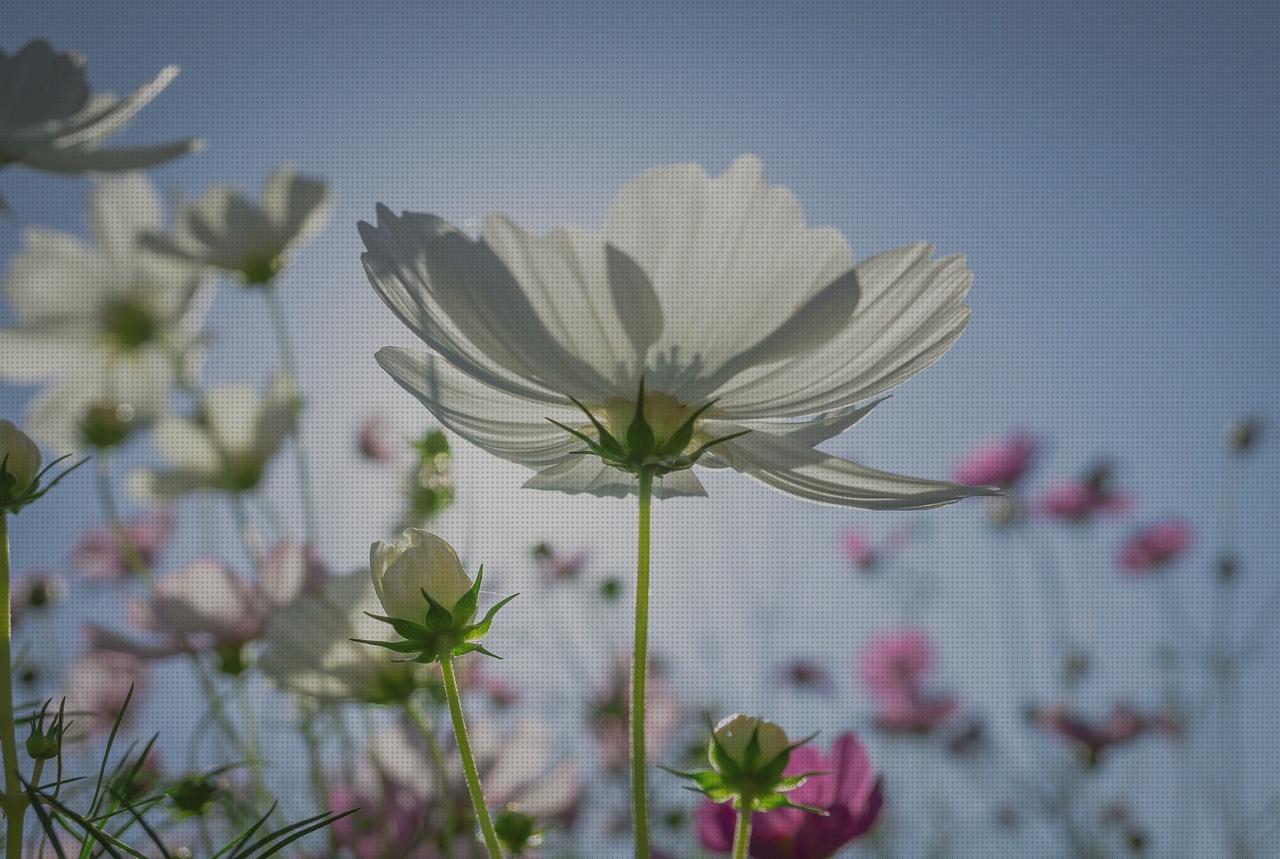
left=697, top=733, right=883, bottom=858
left=858, top=631, right=958, bottom=733
left=359, top=415, right=401, bottom=465
left=71, top=512, right=173, bottom=580
left=841, top=526, right=912, bottom=571
left=778, top=659, right=834, bottom=694
left=1039, top=480, right=1130, bottom=523
left=952, top=430, right=1038, bottom=489
left=1033, top=703, right=1180, bottom=765
left=1117, top=519, right=1193, bottom=573
left=328, top=782, right=430, bottom=859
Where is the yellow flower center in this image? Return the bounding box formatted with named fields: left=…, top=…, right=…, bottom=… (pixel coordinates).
left=599, top=391, right=699, bottom=454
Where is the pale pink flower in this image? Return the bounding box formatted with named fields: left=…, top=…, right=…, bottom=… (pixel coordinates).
left=71, top=511, right=173, bottom=580
left=532, top=543, right=590, bottom=581
left=697, top=733, right=883, bottom=858
left=591, top=656, right=681, bottom=773
left=89, top=544, right=327, bottom=662
left=64, top=648, right=149, bottom=735
left=858, top=630, right=958, bottom=733
left=777, top=658, right=834, bottom=694
left=952, top=430, right=1038, bottom=489
left=1039, top=479, right=1130, bottom=523
left=840, top=525, right=911, bottom=570
left=359, top=415, right=401, bottom=464
left=1117, top=519, right=1193, bottom=574
left=1033, top=703, right=1180, bottom=765
left=327, top=781, right=431, bottom=859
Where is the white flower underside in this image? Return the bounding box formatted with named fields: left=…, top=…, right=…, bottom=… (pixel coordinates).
left=362, top=155, right=996, bottom=508
left=0, top=40, right=196, bottom=173
left=0, top=176, right=210, bottom=454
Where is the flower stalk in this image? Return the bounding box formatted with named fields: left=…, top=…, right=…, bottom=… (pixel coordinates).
left=0, top=513, right=28, bottom=858
left=630, top=467, right=654, bottom=857
left=440, top=655, right=502, bottom=858
left=731, top=801, right=753, bottom=859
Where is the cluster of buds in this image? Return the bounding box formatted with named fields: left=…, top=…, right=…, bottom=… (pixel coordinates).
left=550, top=379, right=747, bottom=477
left=667, top=714, right=823, bottom=814
left=357, top=529, right=516, bottom=664
left=1, top=420, right=84, bottom=515
left=25, top=699, right=68, bottom=762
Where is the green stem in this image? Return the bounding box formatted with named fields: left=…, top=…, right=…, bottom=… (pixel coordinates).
left=0, top=515, right=27, bottom=858
left=405, top=697, right=456, bottom=857
left=731, top=801, right=754, bottom=859
left=263, top=287, right=317, bottom=547
left=439, top=656, right=501, bottom=858
left=630, top=469, right=654, bottom=857
left=93, top=456, right=151, bottom=586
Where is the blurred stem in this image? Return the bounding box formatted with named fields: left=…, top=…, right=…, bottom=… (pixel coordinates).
left=439, top=656, right=501, bottom=859
left=630, top=468, right=654, bottom=858
left=263, top=286, right=318, bottom=547
left=731, top=801, right=753, bottom=859
left=0, top=514, right=28, bottom=858
left=405, top=696, right=456, bottom=857
left=235, top=675, right=267, bottom=803
left=93, top=455, right=152, bottom=586
left=299, top=707, right=337, bottom=852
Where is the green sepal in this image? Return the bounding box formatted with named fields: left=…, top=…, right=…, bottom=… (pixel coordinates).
left=626, top=377, right=656, bottom=454
left=451, top=566, right=483, bottom=626
left=365, top=612, right=430, bottom=641
left=0, top=454, right=88, bottom=514
left=656, top=398, right=718, bottom=458
left=465, top=592, right=519, bottom=641
left=350, top=638, right=424, bottom=654
left=421, top=590, right=454, bottom=632
left=453, top=642, right=502, bottom=659
left=567, top=396, right=625, bottom=457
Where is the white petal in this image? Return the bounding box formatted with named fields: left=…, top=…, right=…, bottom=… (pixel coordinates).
left=0, top=40, right=88, bottom=131
left=2, top=228, right=103, bottom=321
left=604, top=155, right=857, bottom=400
left=722, top=398, right=886, bottom=451
left=261, top=165, right=329, bottom=243
left=522, top=456, right=706, bottom=499
left=91, top=175, right=164, bottom=259
left=15, top=139, right=197, bottom=174
left=707, top=420, right=996, bottom=509
left=375, top=346, right=580, bottom=468
left=361, top=207, right=617, bottom=403
left=711, top=244, right=973, bottom=418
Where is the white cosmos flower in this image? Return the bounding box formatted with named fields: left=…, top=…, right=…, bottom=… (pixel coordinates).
left=0, top=40, right=196, bottom=195
left=128, top=375, right=299, bottom=498
left=259, top=569, right=419, bottom=702
left=361, top=155, right=997, bottom=507
left=140, top=165, right=329, bottom=284
left=0, top=175, right=210, bottom=454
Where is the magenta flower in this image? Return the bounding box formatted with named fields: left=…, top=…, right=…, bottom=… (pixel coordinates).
left=89, top=544, right=327, bottom=665
left=1117, top=519, right=1193, bottom=574
left=328, top=782, right=431, bottom=859
left=1033, top=703, right=1180, bottom=765
left=697, top=733, right=883, bottom=858
left=71, top=511, right=173, bottom=580
left=858, top=630, right=958, bottom=733
left=359, top=415, right=401, bottom=464
left=952, top=430, right=1038, bottom=489
left=1039, top=479, right=1130, bottom=523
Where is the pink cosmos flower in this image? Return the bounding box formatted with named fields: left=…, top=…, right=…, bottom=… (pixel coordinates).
left=1117, top=519, right=1193, bottom=574
left=71, top=511, right=174, bottom=580
left=532, top=543, right=590, bottom=581
left=1039, top=480, right=1130, bottom=523
left=697, top=733, right=883, bottom=858
left=952, top=430, right=1038, bottom=489
left=359, top=415, right=401, bottom=465
left=858, top=630, right=958, bottom=733
left=88, top=544, right=327, bottom=663
left=841, top=526, right=912, bottom=571
left=64, top=648, right=149, bottom=736
left=591, top=656, right=681, bottom=773
left=777, top=659, right=834, bottom=694
left=1033, top=703, right=1180, bottom=765
left=328, top=782, right=430, bottom=859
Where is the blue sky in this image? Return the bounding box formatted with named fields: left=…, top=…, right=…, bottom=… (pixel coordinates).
left=2, top=2, right=1278, bottom=847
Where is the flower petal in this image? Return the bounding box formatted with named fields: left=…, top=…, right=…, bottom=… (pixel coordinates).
left=604, top=154, right=858, bottom=400
left=522, top=456, right=706, bottom=499
left=15, top=139, right=198, bottom=174
left=707, top=420, right=996, bottom=509
left=375, top=346, right=580, bottom=467
left=711, top=243, right=972, bottom=418
left=0, top=40, right=88, bottom=131
left=261, top=165, right=330, bottom=244
left=360, top=206, right=616, bottom=403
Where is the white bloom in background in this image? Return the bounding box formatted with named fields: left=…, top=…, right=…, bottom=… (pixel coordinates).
left=370, top=528, right=473, bottom=619
left=141, top=165, right=329, bottom=284
left=361, top=155, right=997, bottom=508
left=0, top=176, right=210, bottom=454
left=129, top=376, right=298, bottom=497
left=0, top=40, right=196, bottom=190
left=259, top=570, right=418, bottom=703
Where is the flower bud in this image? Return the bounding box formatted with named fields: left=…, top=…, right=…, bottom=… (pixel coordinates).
left=711, top=714, right=790, bottom=773
left=0, top=420, right=41, bottom=492
left=370, top=529, right=473, bottom=619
